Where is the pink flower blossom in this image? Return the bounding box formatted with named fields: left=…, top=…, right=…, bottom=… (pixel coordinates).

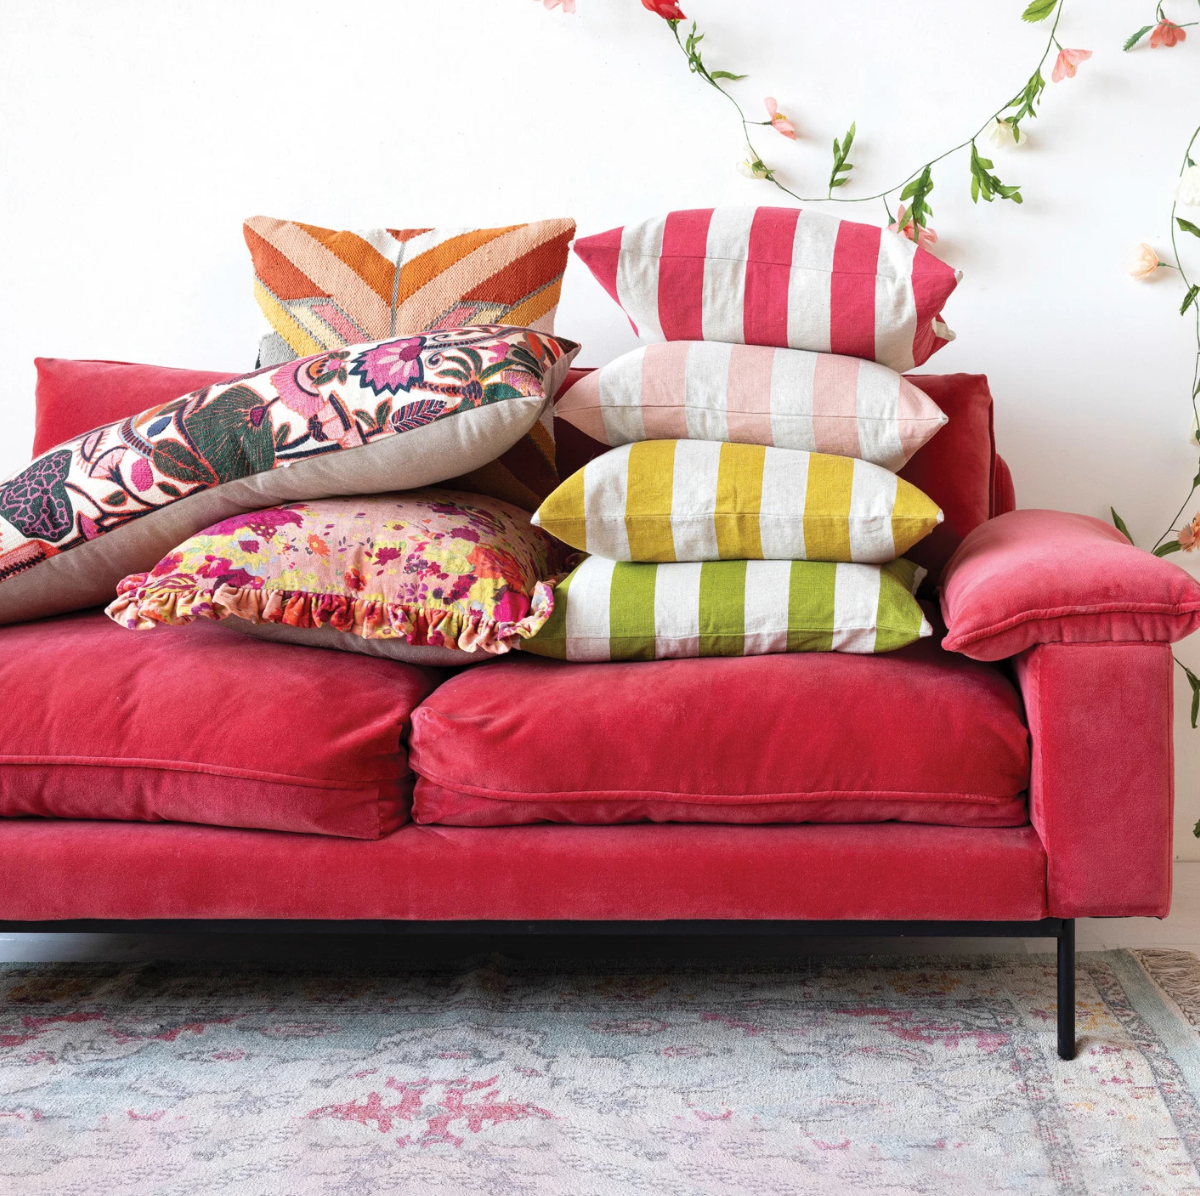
left=888, top=206, right=938, bottom=250
left=763, top=97, right=797, bottom=140
left=1179, top=515, right=1200, bottom=551
left=642, top=0, right=686, bottom=18
left=1051, top=48, right=1092, bottom=82
left=538, top=0, right=576, bottom=11
left=1150, top=20, right=1187, bottom=47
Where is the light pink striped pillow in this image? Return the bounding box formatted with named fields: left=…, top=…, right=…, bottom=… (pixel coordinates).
left=573, top=207, right=961, bottom=372
left=554, top=343, right=947, bottom=471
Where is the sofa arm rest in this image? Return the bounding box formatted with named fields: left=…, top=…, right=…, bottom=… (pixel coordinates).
left=940, top=509, right=1200, bottom=661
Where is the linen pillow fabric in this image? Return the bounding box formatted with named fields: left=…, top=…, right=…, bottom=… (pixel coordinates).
left=246, top=215, right=577, bottom=509
left=532, top=441, right=942, bottom=564
left=553, top=343, right=947, bottom=471
left=0, top=326, right=578, bottom=626
left=520, top=556, right=931, bottom=661
left=573, top=207, right=961, bottom=372
left=106, top=489, right=567, bottom=661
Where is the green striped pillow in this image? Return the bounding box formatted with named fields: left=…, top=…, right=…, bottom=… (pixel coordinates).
left=521, top=556, right=931, bottom=661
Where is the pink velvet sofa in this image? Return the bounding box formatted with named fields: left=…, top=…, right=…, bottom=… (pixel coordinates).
left=3, top=364, right=1199, bottom=1062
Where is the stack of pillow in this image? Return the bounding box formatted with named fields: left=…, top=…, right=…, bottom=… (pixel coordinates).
left=0, top=206, right=961, bottom=674
left=0, top=213, right=587, bottom=663
left=521, top=206, right=961, bottom=662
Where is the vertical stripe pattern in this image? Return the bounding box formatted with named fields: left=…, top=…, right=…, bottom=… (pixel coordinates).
left=532, top=442, right=943, bottom=563
left=521, top=556, right=931, bottom=661
left=554, top=343, right=948, bottom=471
left=572, top=207, right=961, bottom=373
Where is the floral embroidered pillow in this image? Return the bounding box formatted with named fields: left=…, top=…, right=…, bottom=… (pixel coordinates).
left=105, top=489, right=570, bottom=663
left=0, top=325, right=578, bottom=627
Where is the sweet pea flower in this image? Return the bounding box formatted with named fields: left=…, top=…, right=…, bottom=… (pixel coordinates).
left=1177, top=164, right=1200, bottom=207
left=1179, top=514, right=1200, bottom=551
left=642, top=0, right=687, bottom=17
left=737, top=146, right=771, bottom=179
left=888, top=206, right=938, bottom=250
left=1151, top=19, right=1187, bottom=47
left=1051, top=47, right=1092, bottom=82
left=1128, top=243, right=1160, bottom=279
left=764, top=97, right=797, bottom=140
left=984, top=118, right=1027, bottom=149
left=537, top=0, right=576, bottom=10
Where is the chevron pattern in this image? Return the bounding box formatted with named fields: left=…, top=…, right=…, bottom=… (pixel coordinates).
left=243, top=216, right=577, bottom=511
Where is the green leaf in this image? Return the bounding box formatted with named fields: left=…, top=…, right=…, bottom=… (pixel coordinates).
left=1110, top=507, right=1134, bottom=543
left=1178, top=218, right=1200, bottom=239
left=482, top=382, right=523, bottom=404
left=103, top=490, right=127, bottom=507
left=151, top=439, right=215, bottom=486
left=709, top=70, right=746, bottom=81
left=969, top=141, right=1022, bottom=206
left=827, top=121, right=856, bottom=196
left=1021, top=0, right=1057, bottom=21
left=1181, top=660, right=1200, bottom=730
left=375, top=401, right=391, bottom=429
left=1124, top=24, right=1154, bottom=50
left=1183, top=285, right=1200, bottom=316
left=180, top=384, right=276, bottom=485
left=1154, top=540, right=1184, bottom=556
left=157, top=481, right=182, bottom=499
left=274, top=425, right=289, bottom=451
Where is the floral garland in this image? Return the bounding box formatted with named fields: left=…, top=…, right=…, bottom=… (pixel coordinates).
left=642, top=0, right=1094, bottom=242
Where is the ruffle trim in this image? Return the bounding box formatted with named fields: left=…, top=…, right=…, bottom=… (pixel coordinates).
left=105, top=575, right=559, bottom=656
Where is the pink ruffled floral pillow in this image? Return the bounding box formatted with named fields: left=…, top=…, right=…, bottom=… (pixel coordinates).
left=105, top=489, right=571, bottom=664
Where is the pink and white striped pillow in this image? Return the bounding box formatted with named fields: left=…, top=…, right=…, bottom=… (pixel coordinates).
left=573, top=207, right=961, bottom=372
left=554, top=342, right=947, bottom=471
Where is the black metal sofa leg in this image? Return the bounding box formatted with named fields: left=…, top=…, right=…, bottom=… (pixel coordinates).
left=1057, top=918, right=1076, bottom=1060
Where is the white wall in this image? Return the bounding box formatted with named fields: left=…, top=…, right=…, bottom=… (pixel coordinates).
left=3, top=1, right=1200, bottom=853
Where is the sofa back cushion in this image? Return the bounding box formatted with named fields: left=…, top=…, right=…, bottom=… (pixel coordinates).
left=34, top=358, right=240, bottom=458
left=554, top=368, right=997, bottom=583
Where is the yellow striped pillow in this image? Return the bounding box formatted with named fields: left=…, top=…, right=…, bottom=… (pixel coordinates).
left=531, top=441, right=942, bottom=564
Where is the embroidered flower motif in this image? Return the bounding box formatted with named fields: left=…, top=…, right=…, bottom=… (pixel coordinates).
left=889, top=206, right=939, bottom=249
left=1128, top=243, right=1160, bottom=279
left=272, top=353, right=349, bottom=418
left=763, top=98, right=796, bottom=140
left=1150, top=19, right=1187, bottom=47
left=1179, top=515, right=1200, bottom=551
left=307, top=534, right=330, bottom=558
left=343, top=567, right=367, bottom=592
left=129, top=457, right=155, bottom=493
left=1051, top=48, right=1092, bottom=82
left=349, top=338, right=426, bottom=397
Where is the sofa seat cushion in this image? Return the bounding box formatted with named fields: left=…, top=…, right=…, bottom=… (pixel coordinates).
left=408, top=638, right=1031, bottom=827
left=0, top=611, right=442, bottom=838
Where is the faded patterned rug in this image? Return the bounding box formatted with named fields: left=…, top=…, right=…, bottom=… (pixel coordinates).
left=4, top=949, right=1200, bottom=1194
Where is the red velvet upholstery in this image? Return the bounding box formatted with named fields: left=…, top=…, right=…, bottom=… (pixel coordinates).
left=898, top=374, right=994, bottom=582
left=941, top=510, right=1200, bottom=660
left=409, top=639, right=1030, bottom=827
left=555, top=370, right=996, bottom=585
left=0, top=819, right=1048, bottom=921
left=0, top=612, right=442, bottom=838
left=32, top=358, right=238, bottom=457
left=992, top=455, right=1016, bottom=517
left=1017, top=643, right=1174, bottom=918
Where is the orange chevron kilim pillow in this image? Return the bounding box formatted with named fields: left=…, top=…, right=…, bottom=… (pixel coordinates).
left=243, top=215, right=576, bottom=509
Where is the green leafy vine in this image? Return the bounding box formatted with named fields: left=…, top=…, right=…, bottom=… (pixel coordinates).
left=662, top=0, right=1088, bottom=236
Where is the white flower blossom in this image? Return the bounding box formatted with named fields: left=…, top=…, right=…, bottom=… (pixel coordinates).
left=984, top=118, right=1027, bottom=149
left=1177, top=164, right=1200, bottom=207
left=737, top=146, right=771, bottom=179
